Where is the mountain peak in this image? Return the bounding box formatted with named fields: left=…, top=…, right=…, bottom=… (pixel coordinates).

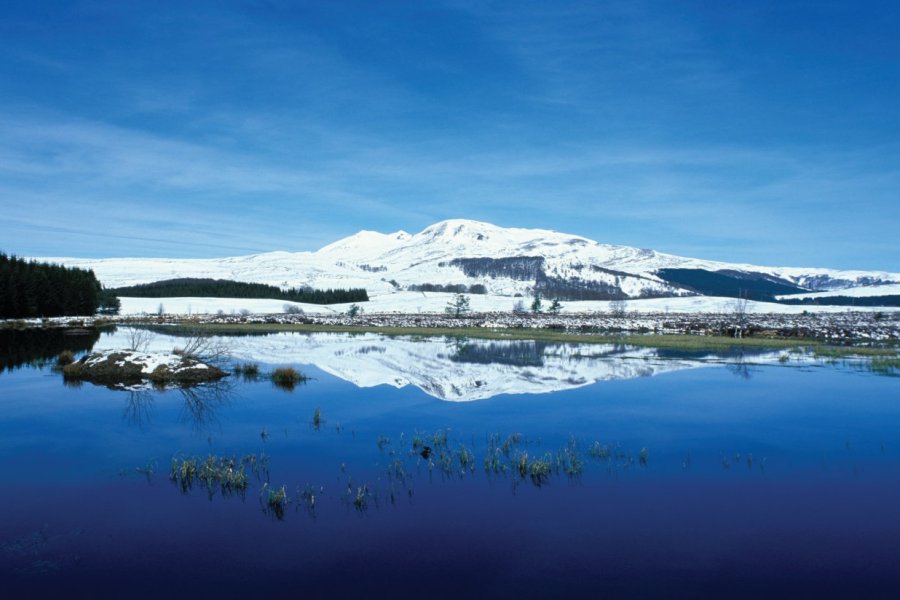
left=38, top=219, right=900, bottom=298
left=316, top=229, right=410, bottom=256
left=417, top=219, right=501, bottom=242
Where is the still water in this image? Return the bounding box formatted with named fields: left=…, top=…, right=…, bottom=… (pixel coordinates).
left=1, top=329, right=898, bottom=597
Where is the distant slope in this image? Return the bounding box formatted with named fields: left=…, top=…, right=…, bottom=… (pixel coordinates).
left=775, top=283, right=900, bottom=307
left=655, top=268, right=809, bottom=301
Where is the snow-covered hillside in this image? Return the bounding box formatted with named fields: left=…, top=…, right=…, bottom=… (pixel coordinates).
left=40, top=219, right=900, bottom=303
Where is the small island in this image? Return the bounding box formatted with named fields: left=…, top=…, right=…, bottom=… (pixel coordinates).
left=62, top=350, right=226, bottom=386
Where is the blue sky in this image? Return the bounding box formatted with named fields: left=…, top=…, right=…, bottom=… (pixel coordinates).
left=1, top=0, right=898, bottom=270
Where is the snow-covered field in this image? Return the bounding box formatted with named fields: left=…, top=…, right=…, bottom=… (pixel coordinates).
left=119, top=291, right=895, bottom=317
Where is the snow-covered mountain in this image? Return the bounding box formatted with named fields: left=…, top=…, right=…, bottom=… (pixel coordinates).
left=41, top=219, right=900, bottom=301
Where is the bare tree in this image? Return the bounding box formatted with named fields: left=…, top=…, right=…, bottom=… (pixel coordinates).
left=729, top=295, right=750, bottom=338
left=174, top=329, right=231, bottom=364
left=609, top=298, right=628, bottom=318
left=125, top=327, right=154, bottom=352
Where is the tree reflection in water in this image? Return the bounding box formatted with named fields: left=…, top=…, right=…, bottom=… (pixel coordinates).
left=119, top=380, right=236, bottom=433
left=123, top=390, right=154, bottom=430
left=178, top=380, right=235, bottom=433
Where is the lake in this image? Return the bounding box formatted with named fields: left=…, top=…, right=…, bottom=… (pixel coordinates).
left=1, top=328, right=898, bottom=598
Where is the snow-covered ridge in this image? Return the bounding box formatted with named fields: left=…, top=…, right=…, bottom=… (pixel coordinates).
left=38, top=219, right=900, bottom=299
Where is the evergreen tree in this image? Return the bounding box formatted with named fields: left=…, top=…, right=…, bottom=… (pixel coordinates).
left=98, top=289, right=121, bottom=315
left=109, top=278, right=368, bottom=305
left=445, top=294, right=471, bottom=318
left=0, top=253, right=102, bottom=318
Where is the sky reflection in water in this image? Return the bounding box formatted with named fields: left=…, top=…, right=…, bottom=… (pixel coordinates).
left=0, top=330, right=898, bottom=597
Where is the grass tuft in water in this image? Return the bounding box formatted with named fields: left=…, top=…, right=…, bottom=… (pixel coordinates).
left=270, top=367, right=308, bottom=390
left=431, top=429, right=449, bottom=448
left=557, top=436, right=583, bottom=477
left=135, top=460, right=156, bottom=482
left=170, top=457, right=198, bottom=492
left=262, top=483, right=289, bottom=519
left=458, top=445, right=475, bottom=473
left=517, top=451, right=529, bottom=478
left=311, top=407, right=324, bottom=430
left=170, top=454, right=262, bottom=496
left=484, top=447, right=505, bottom=474
left=529, top=454, right=553, bottom=486
left=501, top=433, right=522, bottom=455
left=233, top=362, right=260, bottom=379
left=430, top=449, right=451, bottom=476
left=639, top=447, right=649, bottom=467
left=349, top=482, right=371, bottom=511
left=589, top=441, right=611, bottom=460
left=299, top=484, right=320, bottom=515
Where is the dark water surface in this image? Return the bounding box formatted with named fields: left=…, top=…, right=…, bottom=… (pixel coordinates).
left=1, top=330, right=898, bottom=598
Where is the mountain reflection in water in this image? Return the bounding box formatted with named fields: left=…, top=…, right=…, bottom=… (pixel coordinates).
left=91, top=330, right=785, bottom=401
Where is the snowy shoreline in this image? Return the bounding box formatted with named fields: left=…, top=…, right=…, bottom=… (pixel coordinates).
left=114, top=292, right=898, bottom=318
left=3, top=292, right=898, bottom=341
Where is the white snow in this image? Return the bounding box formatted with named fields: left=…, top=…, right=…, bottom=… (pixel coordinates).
left=84, top=349, right=196, bottom=375
left=117, top=292, right=893, bottom=316
left=37, top=218, right=900, bottom=302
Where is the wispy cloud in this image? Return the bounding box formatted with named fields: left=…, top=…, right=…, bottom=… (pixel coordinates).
left=3, top=106, right=896, bottom=267
left=0, top=1, right=897, bottom=269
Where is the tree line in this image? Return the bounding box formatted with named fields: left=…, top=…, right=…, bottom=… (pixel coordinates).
left=777, top=295, right=900, bottom=307
left=109, top=278, right=369, bottom=305
left=0, top=253, right=104, bottom=318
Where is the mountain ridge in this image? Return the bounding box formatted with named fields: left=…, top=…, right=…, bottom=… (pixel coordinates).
left=37, top=219, right=900, bottom=301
